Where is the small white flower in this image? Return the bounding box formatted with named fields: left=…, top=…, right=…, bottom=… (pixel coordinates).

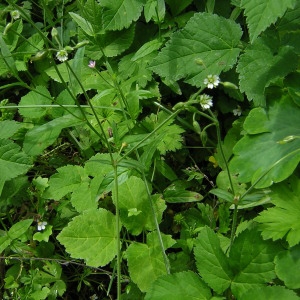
left=11, top=10, right=20, bottom=20
left=56, top=49, right=68, bottom=62
left=204, top=74, right=220, bottom=89
left=88, top=60, right=96, bottom=68
left=233, top=105, right=242, bottom=116
left=199, top=94, right=213, bottom=110
left=37, top=221, right=47, bottom=231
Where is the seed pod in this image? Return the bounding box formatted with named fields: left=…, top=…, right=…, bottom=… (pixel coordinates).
left=200, top=130, right=207, bottom=146
left=192, top=120, right=201, bottom=135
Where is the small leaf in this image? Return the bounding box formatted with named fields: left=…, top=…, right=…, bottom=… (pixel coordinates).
left=164, top=189, right=203, bottom=203
left=57, top=209, right=119, bottom=267
left=275, top=245, right=300, bottom=289
left=69, top=12, right=94, bottom=36
left=145, top=271, right=211, bottom=300
left=209, top=188, right=233, bottom=203
left=0, top=120, right=22, bottom=139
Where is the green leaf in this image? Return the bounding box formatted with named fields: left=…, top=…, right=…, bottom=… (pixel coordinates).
left=254, top=177, right=300, bottom=247
left=237, top=36, right=298, bottom=106
left=0, top=120, right=22, bottom=139
left=126, top=232, right=175, bottom=292
left=163, top=189, right=203, bottom=203
left=23, top=113, right=85, bottom=156
left=145, top=271, right=211, bottom=300
left=43, top=165, right=88, bottom=200
left=0, top=34, right=18, bottom=77
left=69, top=12, right=94, bottom=36
left=57, top=209, right=119, bottom=267
left=241, top=0, right=297, bottom=43
left=149, top=12, right=242, bottom=87
left=209, top=188, right=233, bottom=203
left=229, top=227, right=282, bottom=298
left=0, top=139, right=32, bottom=195
left=230, top=95, right=300, bottom=188
left=18, top=86, right=52, bottom=119
left=101, top=0, right=146, bottom=30
left=131, top=39, right=162, bottom=61
left=165, top=0, right=193, bottom=16
left=194, top=226, right=233, bottom=294
left=114, top=176, right=166, bottom=235
left=275, top=245, right=300, bottom=289
left=239, top=286, right=300, bottom=300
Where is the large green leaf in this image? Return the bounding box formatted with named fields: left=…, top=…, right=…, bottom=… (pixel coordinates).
left=241, top=0, right=297, bottom=43
left=194, top=226, right=282, bottom=298
left=237, top=36, right=297, bottom=106
left=113, top=176, right=166, bottom=235
left=0, top=139, right=32, bottom=195
left=255, top=176, right=300, bottom=247
left=145, top=271, right=211, bottom=300
left=240, top=286, right=300, bottom=300
left=23, top=113, right=85, bottom=156
left=18, top=86, right=52, bottom=119
left=194, top=226, right=233, bottom=294
left=149, top=12, right=242, bottom=87
left=275, top=245, right=300, bottom=289
left=57, top=209, right=119, bottom=267
left=101, top=0, right=146, bottom=30
left=126, top=232, right=175, bottom=292
left=229, top=227, right=282, bottom=298
left=230, top=95, right=300, bottom=188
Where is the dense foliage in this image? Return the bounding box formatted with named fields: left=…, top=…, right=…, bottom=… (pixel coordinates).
left=1, top=0, right=300, bottom=299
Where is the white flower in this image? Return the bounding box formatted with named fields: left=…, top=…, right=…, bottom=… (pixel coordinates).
left=37, top=221, right=47, bottom=231
left=56, top=49, right=68, bottom=62
left=233, top=105, right=242, bottom=116
left=204, top=74, right=220, bottom=89
left=199, top=94, right=213, bottom=110
left=88, top=60, right=96, bottom=68
left=11, top=10, right=20, bottom=20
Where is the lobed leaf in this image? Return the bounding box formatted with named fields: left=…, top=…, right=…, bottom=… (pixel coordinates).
left=145, top=271, right=211, bottom=300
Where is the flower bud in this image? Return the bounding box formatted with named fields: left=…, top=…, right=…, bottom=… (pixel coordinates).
left=74, top=40, right=90, bottom=49
left=30, top=50, right=48, bottom=61
left=192, top=120, right=201, bottom=135
left=200, top=130, right=207, bottom=146
left=51, top=27, right=58, bottom=38
left=221, top=81, right=238, bottom=89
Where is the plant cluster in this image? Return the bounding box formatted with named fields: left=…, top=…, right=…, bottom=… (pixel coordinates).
left=0, top=0, right=300, bottom=299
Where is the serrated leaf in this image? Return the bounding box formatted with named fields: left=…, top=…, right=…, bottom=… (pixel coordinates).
left=23, top=113, right=85, bottom=156
left=114, top=176, right=166, bottom=235
left=237, top=37, right=297, bottom=106
left=254, top=177, right=300, bottom=247
left=145, top=271, right=211, bottom=300
left=101, top=0, right=146, bottom=30
left=149, top=12, right=242, bottom=87
left=18, top=86, right=52, bottom=119
left=240, top=286, right=300, bottom=300
left=43, top=165, right=88, bottom=200
left=229, top=227, right=282, bottom=298
left=126, top=232, right=175, bottom=292
left=57, top=209, right=119, bottom=267
left=230, top=95, right=300, bottom=188
left=275, top=245, right=300, bottom=290
left=0, top=139, right=32, bottom=195
left=194, top=226, right=233, bottom=294
left=241, top=0, right=297, bottom=43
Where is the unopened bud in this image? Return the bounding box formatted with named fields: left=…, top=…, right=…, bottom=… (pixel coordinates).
left=51, top=27, right=58, bottom=38
left=221, top=81, right=238, bottom=90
